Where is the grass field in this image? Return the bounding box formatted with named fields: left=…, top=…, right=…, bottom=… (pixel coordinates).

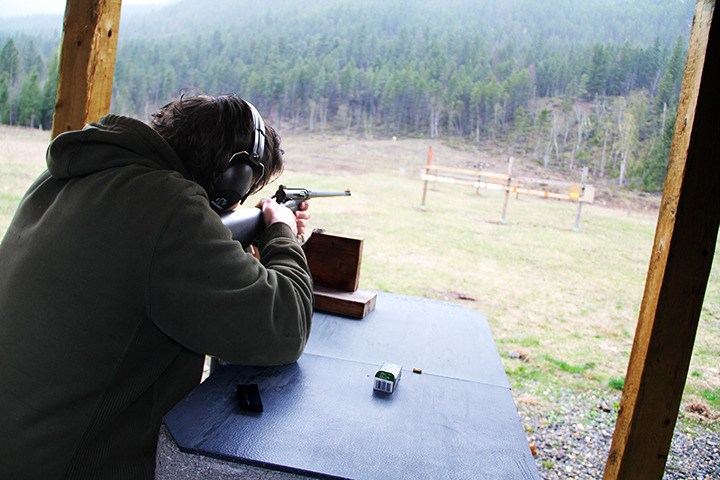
left=2, top=124, right=719, bottom=432
left=280, top=132, right=720, bottom=427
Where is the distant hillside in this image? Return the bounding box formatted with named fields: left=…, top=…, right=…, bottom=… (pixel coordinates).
left=0, top=0, right=696, bottom=191
left=114, top=0, right=693, bottom=46
left=0, top=1, right=694, bottom=49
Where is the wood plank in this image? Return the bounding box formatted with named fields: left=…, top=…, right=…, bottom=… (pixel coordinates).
left=421, top=173, right=507, bottom=189
left=426, top=165, right=510, bottom=181
left=52, top=0, right=122, bottom=139
left=603, top=2, right=720, bottom=478
left=421, top=173, right=594, bottom=203
left=514, top=176, right=579, bottom=188
left=312, top=286, right=377, bottom=319
left=303, top=231, right=363, bottom=292
left=426, top=165, right=588, bottom=188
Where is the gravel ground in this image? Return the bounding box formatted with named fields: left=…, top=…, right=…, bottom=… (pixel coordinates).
left=516, top=390, right=720, bottom=479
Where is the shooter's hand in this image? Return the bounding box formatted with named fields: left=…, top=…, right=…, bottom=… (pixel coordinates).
left=294, top=201, right=310, bottom=237
left=257, top=198, right=298, bottom=236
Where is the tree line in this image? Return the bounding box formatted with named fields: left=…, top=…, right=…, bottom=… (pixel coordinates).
left=0, top=0, right=692, bottom=191
left=0, top=36, right=57, bottom=130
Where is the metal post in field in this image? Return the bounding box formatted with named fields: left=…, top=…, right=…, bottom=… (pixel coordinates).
left=500, top=156, right=513, bottom=224
left=573, top=167, right=589, bottom=231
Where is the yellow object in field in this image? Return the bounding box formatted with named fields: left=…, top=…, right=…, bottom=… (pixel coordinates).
left=569, top=184, right=581, bottom=200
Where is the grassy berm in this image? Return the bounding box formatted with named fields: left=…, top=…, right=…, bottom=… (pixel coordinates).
left=2, top=125, right=718, bottom=475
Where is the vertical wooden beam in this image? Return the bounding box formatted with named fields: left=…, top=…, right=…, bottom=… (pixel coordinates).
left=420, top=146, right=434, bottom=209
left=604, top=1, right=720, bottom=479
left=51, top=0, right=122, bottom=139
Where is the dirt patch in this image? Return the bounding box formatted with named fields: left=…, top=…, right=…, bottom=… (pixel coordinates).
left=425, top=288, right=478, bottom=302
left=593, top=187, right=662, bottom=212
left=685, top=402, right=720, bottom=421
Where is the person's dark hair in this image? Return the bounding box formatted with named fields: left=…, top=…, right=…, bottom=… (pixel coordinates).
left=150, top=94, right=283, bottom=194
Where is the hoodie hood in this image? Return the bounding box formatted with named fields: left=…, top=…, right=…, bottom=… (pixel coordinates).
left=46, top=115, right=190, bottom=180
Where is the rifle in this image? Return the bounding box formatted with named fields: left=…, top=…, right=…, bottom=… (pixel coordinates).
left=220, top=185, right=351, bottom=246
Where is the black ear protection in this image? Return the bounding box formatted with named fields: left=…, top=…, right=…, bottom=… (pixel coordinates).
left=208, top=99, right=267, bottom=213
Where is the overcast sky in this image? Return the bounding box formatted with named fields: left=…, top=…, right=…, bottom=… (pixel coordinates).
left=0, top=0, right=176, bottom=18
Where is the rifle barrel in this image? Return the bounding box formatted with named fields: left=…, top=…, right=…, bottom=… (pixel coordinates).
left=309, top=190, right=351, bottom=198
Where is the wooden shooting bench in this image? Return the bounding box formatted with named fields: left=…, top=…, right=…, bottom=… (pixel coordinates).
left=156, top=231, right=537, bottom=478
left=156, top=292, right=539, bottom=479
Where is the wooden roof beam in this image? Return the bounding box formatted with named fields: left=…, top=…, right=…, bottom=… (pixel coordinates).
left=51, top=0, right=122, bottom=139
left=604, top=1, right=720, bottom=478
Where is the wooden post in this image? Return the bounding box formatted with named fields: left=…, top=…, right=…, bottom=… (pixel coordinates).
left=51, top=0, right=123, bottom=139
left=420, top=146, right=434, bottom=209
left=302, top=231, right=377, bottom=319
left=500, top=157, right=513, bottom=224
left=573, top=167, right=588, bottom=232
left=604, top=2, right=720, bottom=479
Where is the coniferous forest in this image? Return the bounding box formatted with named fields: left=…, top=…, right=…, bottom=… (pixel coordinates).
left=0, top=0, right=695, bottom=191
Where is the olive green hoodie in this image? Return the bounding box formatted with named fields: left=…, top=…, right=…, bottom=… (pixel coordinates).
left=0, top=115, right=313, bottom=479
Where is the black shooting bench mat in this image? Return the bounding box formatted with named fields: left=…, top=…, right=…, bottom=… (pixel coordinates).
left=305, top=293, right=510, bottom=389
left=163, top=293, right=539, bottom=479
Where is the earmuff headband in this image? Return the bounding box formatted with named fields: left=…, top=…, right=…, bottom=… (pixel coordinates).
left=246, top=100, right=266, bottom=163
left=208, top=98, right=268, bottom=212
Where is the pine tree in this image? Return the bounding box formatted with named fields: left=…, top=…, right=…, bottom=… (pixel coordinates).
left=20, top=39, right=44, bottom=79
left=18, top=70, right=41, bottom=127
left=586, top=44, right=609, bottom=99
left=39, top=50, right=59, bottom=129
left=641, top=112, right=674, bottom=190
left=655, top=36, right=686, bottom=112
left=0, top=38, right=20, bottom=85
left=637, top=37, right=662, bottom=92
left=0, top=72, right=10, bottom=124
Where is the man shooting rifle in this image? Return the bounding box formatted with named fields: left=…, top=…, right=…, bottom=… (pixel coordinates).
left=0, top=94, right=313, bottom=479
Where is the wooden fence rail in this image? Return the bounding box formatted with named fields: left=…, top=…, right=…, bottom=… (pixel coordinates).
left=420, top=147, right=594, bottom=230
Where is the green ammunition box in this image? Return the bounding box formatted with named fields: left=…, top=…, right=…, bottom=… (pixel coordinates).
left=374, top=362, right=402, bottom=393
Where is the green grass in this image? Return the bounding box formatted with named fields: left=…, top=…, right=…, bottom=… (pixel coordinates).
left=609, top=376, right=626, bottom=391
left=700, top=388, right=720, bottom=409
left=506, top=364, right=543, bottom=382
left=276, top=133, right=720, bottom=422
left=543, top=355, right=596, bottom=375
left=499, top=336, right=541, bottom=347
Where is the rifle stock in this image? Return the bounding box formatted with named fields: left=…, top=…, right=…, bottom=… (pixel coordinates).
left=219, top=208, right=265, bottom=247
